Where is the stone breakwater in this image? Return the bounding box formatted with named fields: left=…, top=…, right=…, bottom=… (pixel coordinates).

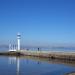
left=0, top=50, right=75, bottom=60
left=0, top=51, right=22, bottom=56
left=20, top=50, right=75, bottom=60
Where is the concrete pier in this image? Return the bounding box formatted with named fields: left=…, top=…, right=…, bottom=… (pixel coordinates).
left=0, top=50, right=75, bottom=60
left=20, top=50, right=75, bottom=60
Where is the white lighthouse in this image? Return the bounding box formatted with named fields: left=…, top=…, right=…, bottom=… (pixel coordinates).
left=17, top=33, right=21, bottom=51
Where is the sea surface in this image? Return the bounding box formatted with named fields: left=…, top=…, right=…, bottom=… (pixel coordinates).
left=0, top=56, right=75, bottom=75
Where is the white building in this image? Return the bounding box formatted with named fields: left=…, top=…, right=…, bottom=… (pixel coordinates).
left=9, top=33, right=21, bottom=51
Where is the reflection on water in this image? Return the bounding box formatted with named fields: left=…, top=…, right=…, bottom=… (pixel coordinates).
left=17, top=58, right=20, bottom=75
left=9, top=57, right=20, bottom=75
left=0, top=56, right=75, bottom=75
left=8, top=56, right=43, bottom=75
left=9, top=57, right=16, bottom=64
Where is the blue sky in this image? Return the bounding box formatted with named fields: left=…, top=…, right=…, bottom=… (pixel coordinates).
left=0, top=0, right=75, bottom=47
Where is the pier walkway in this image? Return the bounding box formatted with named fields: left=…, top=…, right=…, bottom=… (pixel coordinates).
left=0, top=50, right=75, bottom=60
left=19, top=50, right=75, bottom=60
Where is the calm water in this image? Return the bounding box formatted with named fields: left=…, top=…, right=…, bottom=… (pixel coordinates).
left=0, top=56, right=75, bottom=75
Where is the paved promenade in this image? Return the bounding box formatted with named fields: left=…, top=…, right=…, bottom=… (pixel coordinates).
left=19, top=50, right=75, bottom=60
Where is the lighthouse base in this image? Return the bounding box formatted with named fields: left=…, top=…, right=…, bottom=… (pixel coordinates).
left=9, top=49, right=17, bottom=52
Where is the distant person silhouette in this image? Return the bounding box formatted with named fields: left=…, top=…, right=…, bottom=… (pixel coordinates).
left=38, top=48, right=40, bottom=51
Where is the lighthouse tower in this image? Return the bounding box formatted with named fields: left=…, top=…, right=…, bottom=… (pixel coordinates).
left=17, top=33, right=21, bottom=51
